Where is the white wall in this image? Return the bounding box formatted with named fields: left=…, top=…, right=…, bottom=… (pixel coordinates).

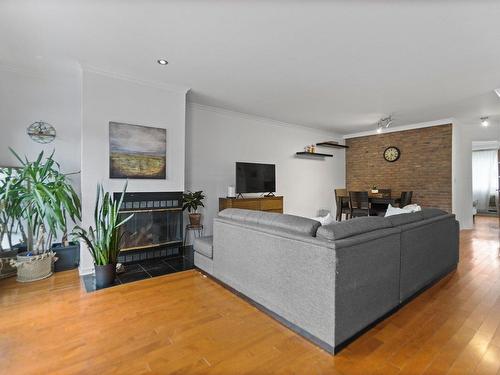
left=80, top=70, right=188, bottom=274
left=453, top=120, right=500, bottom=229
left=0, top=65, right=82, bottom=191
left=186, top=104, right=346, bottom=237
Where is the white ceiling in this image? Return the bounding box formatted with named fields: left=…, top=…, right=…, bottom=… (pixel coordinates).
left=2, top=0, right=500, bottom=134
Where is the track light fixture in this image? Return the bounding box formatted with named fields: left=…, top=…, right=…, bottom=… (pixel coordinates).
left=376, top=115, right=393, bottom=134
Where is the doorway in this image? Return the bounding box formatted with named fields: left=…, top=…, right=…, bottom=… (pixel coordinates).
left=472, top=141, right=499, bottom=220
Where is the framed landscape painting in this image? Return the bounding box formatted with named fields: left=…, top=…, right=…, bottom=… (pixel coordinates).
left=109, top=122, right=166, bottom=179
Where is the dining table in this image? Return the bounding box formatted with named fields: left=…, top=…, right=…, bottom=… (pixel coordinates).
left=337, top=193, right=399, bottom=205
left=336, top=192, right=401, bottom=218
left=369, top=196, right=398, bottom=206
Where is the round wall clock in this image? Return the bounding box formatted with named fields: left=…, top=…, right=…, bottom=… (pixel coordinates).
left=383, top=146, right=401, bottom=162
left=27, top=121, right=56, bottom=144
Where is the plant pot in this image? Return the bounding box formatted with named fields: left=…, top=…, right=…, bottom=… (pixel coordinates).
left=12, top=243, right=28, bottom=254
left=52, top=242, right=80, bottom=272
left=95, top=264, right=116, bottom=288
left=0, top=250, right=18, bottom=279
left=14, top=252, right=54, bottom=282
left=188, top=213, right=201, bottom=226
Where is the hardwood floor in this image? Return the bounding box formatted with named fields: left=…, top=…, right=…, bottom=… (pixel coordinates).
left=1, top=216, right=499, bottom=374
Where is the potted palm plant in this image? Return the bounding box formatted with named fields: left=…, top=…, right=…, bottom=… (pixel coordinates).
left=182, top=190, right=205, bottom=226
left=0, top=167, right=23, bottom=279
left=9, top=149, right=81, bottom=282
left=72, top=183, right=132, bottom=288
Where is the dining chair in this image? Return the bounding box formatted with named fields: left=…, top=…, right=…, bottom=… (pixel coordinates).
left=371, top=188, right=392, bottom=216
left=399, top=191, right=413, bottom=207
left=349, top=191, right=376, bottom=217
left=334, top=188, right=350, bottom=221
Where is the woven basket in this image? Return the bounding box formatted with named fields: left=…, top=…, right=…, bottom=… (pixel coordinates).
left=0, top=252, right=17, bottom=279
left=13, top=252, right=55, bottom=282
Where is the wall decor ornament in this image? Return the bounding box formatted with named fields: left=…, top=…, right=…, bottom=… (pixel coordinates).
left=27, top=121, right=56, bottom=144
left=109, top=122, right=167, bottom=179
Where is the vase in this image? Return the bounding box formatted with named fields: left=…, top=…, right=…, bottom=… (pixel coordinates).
left=0, top=250, right=18, bottom=279
left=51, top=242, right=80, bottom=272
left=15, top=252, right=54, bottom=282
left=189, top=213, right=201, bottom=226
left=95, top=263, right=116, bottom=288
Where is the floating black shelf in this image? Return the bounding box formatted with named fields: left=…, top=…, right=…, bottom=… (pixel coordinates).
left=316, top=142, right=349, bottom=149
left=295, top=152, right=333, bottom=158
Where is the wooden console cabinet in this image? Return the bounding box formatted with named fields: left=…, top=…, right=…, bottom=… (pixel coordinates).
left=219, top=196, right=283, bottom=213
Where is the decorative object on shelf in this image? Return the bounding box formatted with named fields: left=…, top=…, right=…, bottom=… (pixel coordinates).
left=6, top=149, right=81, bottom=282
left=26, top=121, right=56, bottom=144
left=182, top=190, right=205, bottom=226
left=316, top=141, right=349, bottom=149
left=383, top=146, right=401, bottom=162
left=72, top=183, right=132, bottom=288
left=296, top=152, right=333, bottom=158
left=227, top=185, right=236, bottom=198
left=109, top=122, right=167, bottom=179
left=371, top=185, right=379, bottom=194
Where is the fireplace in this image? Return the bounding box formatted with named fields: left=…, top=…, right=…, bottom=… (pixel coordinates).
left=114, top=191, right=183, bottom=263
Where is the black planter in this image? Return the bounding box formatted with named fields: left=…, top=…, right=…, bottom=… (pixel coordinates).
left=52, top=242, right=80, bottom=272
left=95, top=264, right=116, bottom=288
left=12, top=243, right=28, bottom=254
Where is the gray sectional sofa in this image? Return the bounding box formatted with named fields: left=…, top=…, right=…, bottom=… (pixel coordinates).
left=193, top=207, right=459, bottom=354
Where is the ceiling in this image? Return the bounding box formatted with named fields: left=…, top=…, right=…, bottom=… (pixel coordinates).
left=2, top=0, right=500, bottom=134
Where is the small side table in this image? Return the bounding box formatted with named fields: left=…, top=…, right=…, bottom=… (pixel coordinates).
left=184, top=224, right=204, bottom=246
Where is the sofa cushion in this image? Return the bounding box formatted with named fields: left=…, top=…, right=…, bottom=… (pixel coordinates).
left=193, top=236, right=214, bottom=258
left=218, top=208, right=321, bottom=237
left=316, top=216, right=392, bottom=241
left=386, top=211, right=424, bottom=226
left=421, top=208, right=448, bottom=219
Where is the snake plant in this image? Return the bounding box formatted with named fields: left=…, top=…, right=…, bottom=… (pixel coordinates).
left=72, top=183, right=132, bottom=266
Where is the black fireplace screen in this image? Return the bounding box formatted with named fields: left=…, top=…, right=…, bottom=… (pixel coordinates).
left=119, top=209, right=182, bottom=251
left=115, top=192, right=183, bottom=252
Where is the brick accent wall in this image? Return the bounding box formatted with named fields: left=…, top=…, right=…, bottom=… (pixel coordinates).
left=345, top=124, right=452, bottom=212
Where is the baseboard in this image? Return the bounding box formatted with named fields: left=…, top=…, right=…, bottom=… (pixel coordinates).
left=334, top=265, right=458, bottom=353
left=196, top=268, right=335, bottom=354
left=78, top=266, right=94, bottom=276
left=198, top=265, right=458, bottom=356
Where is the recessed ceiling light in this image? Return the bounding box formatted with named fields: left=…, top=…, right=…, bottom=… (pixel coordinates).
left=157, top=59, right=168, bottom=65
left=481, top=117, right=489, bottom=127
left=494, top=88, right=500, bottom=98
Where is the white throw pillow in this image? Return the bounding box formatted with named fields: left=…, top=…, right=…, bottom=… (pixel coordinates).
left=311, top=213, right=335, bottom=226
left=384, top=204, right=407, bottom=217
left=403, top=204, right=422, bottom=212
left=385, top=203, right=422, bottom=217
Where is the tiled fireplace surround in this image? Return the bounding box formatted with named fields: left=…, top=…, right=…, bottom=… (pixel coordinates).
left=83, top=191, right=194, bottom=292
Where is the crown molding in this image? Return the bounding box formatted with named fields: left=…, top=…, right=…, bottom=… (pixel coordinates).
left=472, top=140, right=499, bottom=151
left=343, top=118, right=454, bottom=139
left=82, top=64, right=190, bottom=95
left=188, top=102, right=343, bottom=139
left=0, top=61, right=81, bottom=81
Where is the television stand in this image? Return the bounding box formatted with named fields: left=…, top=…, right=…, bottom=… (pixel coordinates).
left=219, top=196, right=283, bottom=213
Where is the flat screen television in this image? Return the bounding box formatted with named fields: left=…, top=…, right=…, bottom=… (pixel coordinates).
left=236, top=162, right=276, bottom=194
